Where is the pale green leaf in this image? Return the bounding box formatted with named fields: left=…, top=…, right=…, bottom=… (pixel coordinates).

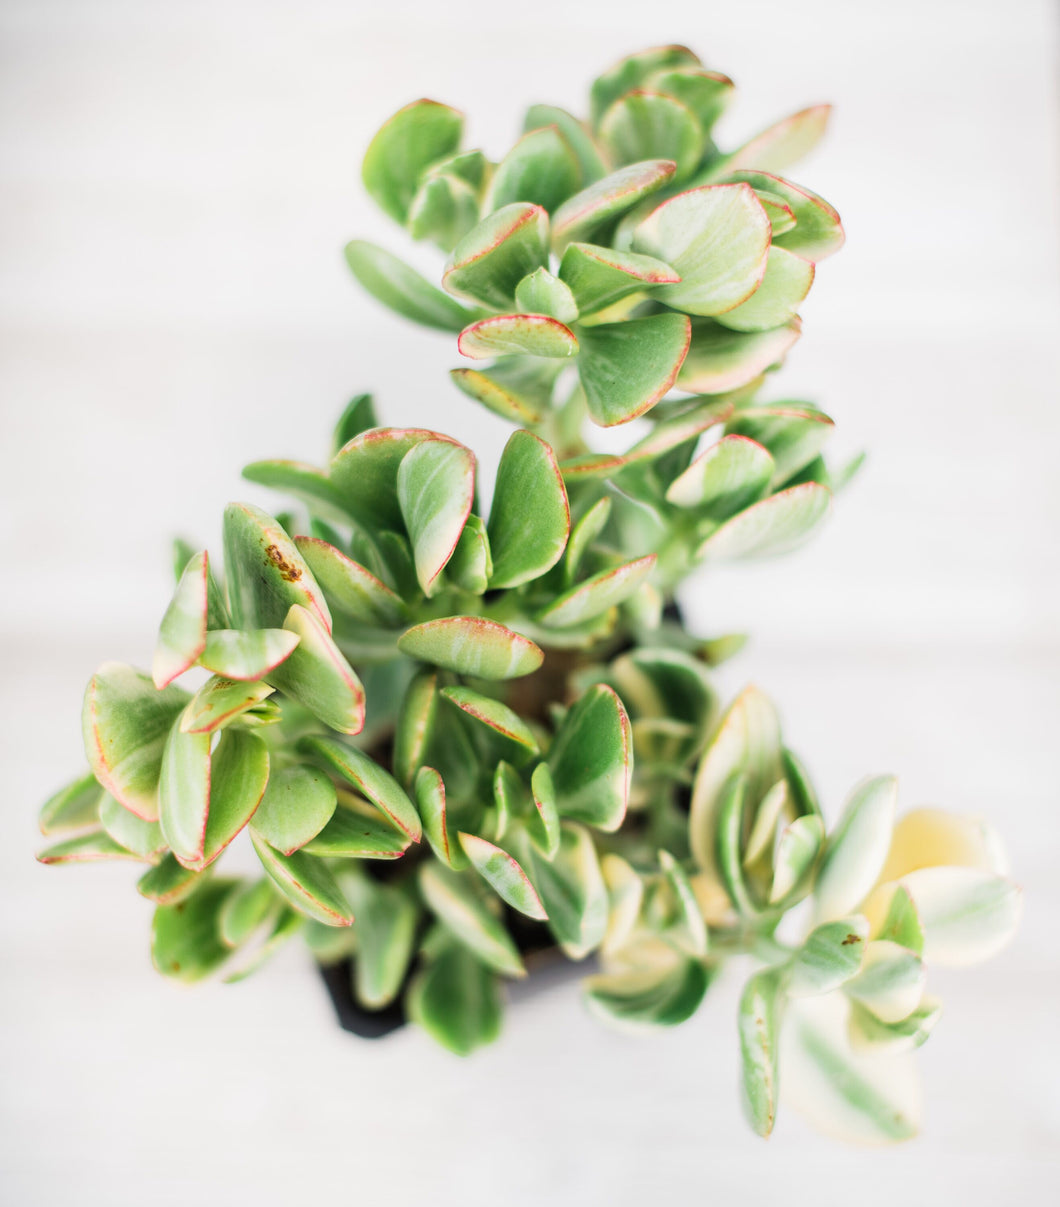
left=678, top=319, right=802, bottom=394
left=299, top=735, right=422, bottom=842
left=599, top=90, right=705, bottom=180
left=267, top=604, right=366, bottom=735
left=558, top=242, right=679, bottom=316
left=398, top=616, right=543, bottom=680
left=513, top=267, right=579, bottom=323
left=537, top=554, right=657, bottom=629
left=697, top=482, right=831, bottom=561
left=151, top=879, right=236, bottom=982
left=487, top=429, right=570, bottom=588
left=180, top=677, right=275, bottom=735
left=418, top=862, right=525, bottom=978
left=788, top=916, right=869, bottom=997
left=249, top=764, right=337, bottom=855
left=458, top=832, right=547, bottom=920
left=407, top=935, right=503, bottom=1055
left=251, top=831, right=354, bottom=926
left=153, top=550, right=209, bottom=688
left=666, top=434, right=774, bottom=517
left=458, top=313, right=578, bottom=360
left=397, top=437, right=476, bottom=595
left=443, top=203, right=550, bottom=310
left=361, top=99, right=463, bottom=223
left=739, top=966, right=784, bottom=1137
left=814, top=776, right=898, bottom=923
left=344, top=240, right=474, bottom=332
left=346, top=877, right=419, bottom=1008
left=486, top=125, right=580, bottom=213
left=551, top=160, right=677, bottom=252
left=199, top=628, right=299, bottom=681
left=293, top=536, right=407, bottom=626
left=577, top=313, right=691, bottom=427
left=548, top=684, right=632, bottom=832
left=715, top=246, right=815, bottom=333
left=39, top=771, right=102, bottom=835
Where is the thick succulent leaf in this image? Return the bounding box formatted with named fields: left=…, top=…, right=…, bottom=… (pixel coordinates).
left=727, top=404, right=835, bottom=486
left=294, top=536, right=406, bottom=626
left=458, top=313, right=578, bottom=361
left=154, top=710, right=211, bottom=866
left=486, top=125, right=581, bottom=213
left=398, top=616, right=543, bottom=680
left=739, top=966, right=784, bottom=1137
left=459, top=833, right=547, bottom=920
left=153, top=550, right=209, bottom=688
left=332, top=393, right=378, bottom=455
left=418, top=862, right=525, bottom=977
left=521, top=823, right=608, bottom=959
left=82, top=664, right=189, bottom=821
left=249, top=764, right=337, bottom=855
left=586, top=957, right=710, bottom=1029
left=137, top=854, right=209, bottom=905
left=487, top=429, right=570, bottom=588
left=513, top=267, right=579, bottom=324
left=442, top=686, right=540, bottom=765
left=490, top=760, right=524, bottom=842
left=425, top=149, right=489, bottom=190
left=666, top=434, right=774, bottom=518
left=715, top=246, right=814, bottom=333
left=754, top=189, right=797, bottom=235
left=199, top=628, right=299, bottom=681
left=719, top=105, right=832, bottom=177
left=770, top=813, right=825, bottom=903
left=39, top=771, right=102, bottom=835
left=443, top=203, right=549, bottom=310
left=219, top=878, right=279, bottom=948
left=241, top=460, right=352, bottom=528
left=181, top=677, right=275, bottom=735
left=37, top=830, right=147, bottom=864
left=151, top=879, right=236, bottom=982
left=547, top=685, right=632, bottom=832
left=344, top=240, right=473, bottom=332
left=198, top=728, right=270, bottom=868
left=446, top=514, right=493, bottom=593
left=450, top=357, right=558, bottom=425
left=559, top=242, right=679, bottom=317
left=678, top=319, right=802, bottom=394
left=689, top=685, right=782, bottom=875
left=300, top=735, right=422, bottom=842
left=715, top=774, right=758, bottom=916
left=869, top=884, right=925, bottom=954
left=529, top=763, right=561, bottom=859
left=658, top=850, right=709, bottom=958
left=345, top=877, right=419, bottom=1008
left=781, top=991, right=921, bottom=1144
left=393, top=668, right=439, bottom=787
left=362, top=99, right=463, bottom=223
left=648, top=67, right=734, bottom=134
left=599, top=90, right=704, bottom=180
left=878, top=807, right=1009, bottom=883
left=728, top=170, right=844, bottom=261
left=330, top=426, right=439, bottom=532
left=845, top=940, right=925, bottom=1024
left=565, top=496, right=612, bottom=583
left=302, top=802, right=411, bottom=860
left=415, top=765, right=466, bottom=869
left=610, top=646, right=716, bottom=732
left=268, top=604, right=366, bottom=734
left=251, top=832, right=354, bottom=926
left=397, top=437, right=476, bottom=595
left=897, top=867, right=1023, bottom=968
left=633, top=184, right=771, bottom=316
left=601, top=853, right=644, bottom=956
left=577, top=313, right=690, bottom=426
left=99, top=792, right=166, bottom=859
left=407, top=936, right=503, bottom=1055
left=696, top=482, right=831, bottom=561
left=408, top=170, right=479, bottom=251
left=523, top=104, right=607, bottom=183
left=589, top=45, right=701, bottom=126
left=848, top=997, right=942, bottom=1056
left=551, top=160, right=677, bottom=252
left=222, top=907, right=303, bottom=984
left=814, top=776, right=898, bottom=923
left=223, top=502, right=331, bottom=633
left=788, top=916, right=869, bottom=997
left=538, top=554, right=657, bottom=630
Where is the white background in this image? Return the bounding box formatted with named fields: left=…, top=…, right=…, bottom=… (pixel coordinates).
left=2, top=0, right=1058, bottom=1202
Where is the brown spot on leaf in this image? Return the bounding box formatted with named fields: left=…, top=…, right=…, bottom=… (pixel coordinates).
left=265, top=543, right=302, bottom=582
left=841, top=933, right=862, bottom=945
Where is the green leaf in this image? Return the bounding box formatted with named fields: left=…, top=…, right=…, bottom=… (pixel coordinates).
left=632, top=184, right=771, bottom=316
left=407, top=935, right=502, bottom=1055
left=718, top=105, right=832, bottom=177
left=848, top=997, right=942, bottom=1056
left=180, top=677, right=275, bottom=735
left=715, top=773, right=759, bottom=916
left=398, top=616, right=543, bottom=680
left=408, top=170, right=480, bottom=251
left=39, top=771, right=102, bottom=835
left=897, top=867, right=1023, bottom=968
left=418, top=862, right=525, bottom=978
left=393, top=668, right=439, bottom=788
left=658, top=850, right=709, bottom=958
left=586, top=958, right=710, bottom=1029
left=344, top=240, right=474, bottom=332
left=219, top=878, right=279, bottom=948
left=249, top=764, right=337, bottom=855
left=198, top=728, right=270, bottom=868
left=293, top=536, right=407, bottom=626
left=222, top=907, right=302, bottom=984
left=449, top=358, right=556, bottom=425
left=599, top=90, right=705, bottom=180
left=577, top=313, right=691, bottom=426
left=547, top=685, right=632, bottom=832
left=153, top=550, right=209, bottom=688
left=137, top=854, right=209, bottom=905
left=397, top=437, right=476, bottom=595
left=788, top=917, right=869, bottom=997
left=520, top=822, right=608, bottom=959
left=82, top=663, right=189, bottom=821
left=332, top=393, right=377, bottom=454
left=487, top=429, right=570, bottom=588
left=425, top=149, right=489, bottom=190
left=873, top=884, right=924, bottom=954
left=728, top=170, right=844, bottom=261
left=696, top=482, right=831, bottom=561
left=601, top=853, right=644, bottom=956
left=753, top=189, right=797, bottom=235
left=565, top=496, right=612, bottom=583
left=151, top=879, right=236, bottom=982
left=415, top=765, right=466, bottom=869
left=529, top=763, right=561, bottom=858
left=678, top=319, right=802, bottom=394
left=302, top=802, right=411, bottom=860
left=330, top=426, right=436, bottom=532
left=346, top=877, right=419, bottom=1008
left=446, top=514, right=493, bottom=593
left=845, top=940, right=925, bottom=1024
left=726, top=404, right=835, bottom=486
left=250, top=831, right=354, bottom=926
left=738, top=966, right=784, bottom=1137
left=513, top=267, right=579, bottom=323
left=648, top=67, right=734, bottom=135
left=99, top=792, right=166, bottom=859
left=37, top=830, right=147, bottom=864
left=241, top=459, right=353, bottom=527
left=457, top=313, right=578, bottom=360
left=443, top=203, right=550, bottom=310
left=441, top=686, right=540, bottom=765
left=199, top=628, right=300, bottom=681
left=458, top=832, right=547, bottom=920
left=814, top=776, right=898, bottom=923
left=551, top=160, right=677, bottom=252
left=770, top=813, right=825, bottom=904
left=589, top=45, right=701, bottom=127
left=300, top=735, right=422, bottom=843
left=537, top=554, right=656, bottom=629
left=267, top=604, right=366, bottom=735
left=558, top=242, right=679, bottom=316
left=665, top=434, right=774, bottom=518
left=715, top=246, right=814, bottom=333
left=361, top=99, right=463, bottom=223
left=523, top=104, right=607, bottom=183
left=222, top=502, right=331, bottom=633
left=486, top=125, right=581, bottom=213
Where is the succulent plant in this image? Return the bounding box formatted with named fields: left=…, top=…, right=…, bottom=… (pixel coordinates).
left=38, top=44, right=1021, bottom=1144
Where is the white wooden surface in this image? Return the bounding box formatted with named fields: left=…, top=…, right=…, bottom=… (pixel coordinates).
left=2, top=1, right=1058, bottom=1202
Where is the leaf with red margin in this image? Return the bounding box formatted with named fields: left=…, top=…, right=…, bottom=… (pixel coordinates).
left=443, top=203, right=550, bottom=310
left=547, top=685, right=632, bottom=833
left=299, top=735, right=422, bottom=843
left=398, top=616, right=543, bottom=681
left=537, top=555, right=657, bottom=629
left=551, top=160, right=677, bottom=252
left=677, top=319, right=801, bottom=394
left=488, top=429, right=570, bottom=589
left=397, top=437, right=476, bottom=596
left=457, top=313, right=578, bottom=360
left=250, top=832, right=354, bottom=926
left=153, top=550, right=209, bottom=688
left=458, top=832, right=548, bottom=920
left=578, top=313, right=691, bottom=427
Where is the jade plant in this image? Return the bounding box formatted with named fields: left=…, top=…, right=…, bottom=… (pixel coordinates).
left=39, top=45, right=1021, bottom=1144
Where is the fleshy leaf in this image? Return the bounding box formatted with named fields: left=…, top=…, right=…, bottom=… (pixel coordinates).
left=678, top=319, right=801, bottom=394
left=393, top=669, right=439, bottom=788
left=249, top=764, right=337, bottom=855
left=696, top=482, right=831, bottom=561
left=418, top=862, right=525, bottom=978
left=241, top=459, right=352, bottom=527
left=345, top=876, right=419, bottom=1008
left=250, top=830, right=354, bottom=926
left=558, top=242, right=679, bottom=316
left=268, top=605, right=366, bottom=735
left=199, top=628, right=299, bottom=681
left=458, top=313, right=578, bottom=360
left=648, top=67, right=734, bottom=134
left=39, top=771, right=102, bottom=835
left=151, top=879, right=236, bottom=982
left=845, top=940, right=925, bottom=1024
left=99, top=792, right=166, bottom=859
left=513, top=268, right=579, bottom=324
left=362, top=99, right=463, bottom=223
left=658, top=850, right=709, bottom=958
left=565, top=496, right=612, bottom=583
left=332, top=394, right=377, bottom=454
left=441, top=686, right=540, bottom=765
left=719, top=105, right=832, bottom=177
left=586, top=957, right=710, bottom=1029
left=446, top=514, right=493, bottom=594
left=738, top=967, right=784, bottom=1137
left=219, top=878, right=279, bottom=948
left=137, top=854, right=209, bottom=905
left=487, top=429, right=570, bottom=588
left=523, top=104, right=607, bottom=183
left=300, top=735, right=422, bottom=842
left=407, top=171, right=479, bottom=251
left=330, top=426, right=438, bottom=532
left=294, top=537, right=407, bottom=626
left=397, top=437, right=476, bottom=595
left=458, top=832, right=547, bottom=920
left=715, top=246, right=814, bottom=333
left=577, top=313, right=690, bottom=426
left=200, top=728, right=270, bottom=869
left=407, top=935, right=503, bottom=1055
left=344, top=240, right=474, bottom=332
left=551, top=160, right=677, bottom=253
left=415, top=765, right=466, bottom=869
left=443, top=203, right=550, bottom=310
left=788, top=917, right=869, bottom=997
left=529, top=763, right=561, bottom=859
left=726, top=404, right=835, bottom=487
left=814, top=776, right=898, bottom=923
left=181, top=677, right=275, bottom=735
left=302, top=803, right=411, bottom=860
left=537, top=555, right=657, bottom=629
left=728, top=170, right=844, bottom=261
left=665, top=434, right=774, bottom=518
left=37, top=830, right=147, bottom=865
left=897, top=867, right=1023, bottom=968
left=520, top=822, right=608, bottom=959
left=599, top=90, right=704, bottom=180
left=398, top=616, right=543, bottom=680
left=486, top=125, right=580, bottom=213
left=547, top=685, right=632, bottom=832
left=878, top=807, right=1009, bottom=883
left=589, top=45, right=701, bottom=126
left=848, top=998, right=942, bottom=1056
left=153, top=550, right=209, bottom=688
left=449, top=358, right=556, bottom=425
left=770, top=814, right=825, bottom=903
